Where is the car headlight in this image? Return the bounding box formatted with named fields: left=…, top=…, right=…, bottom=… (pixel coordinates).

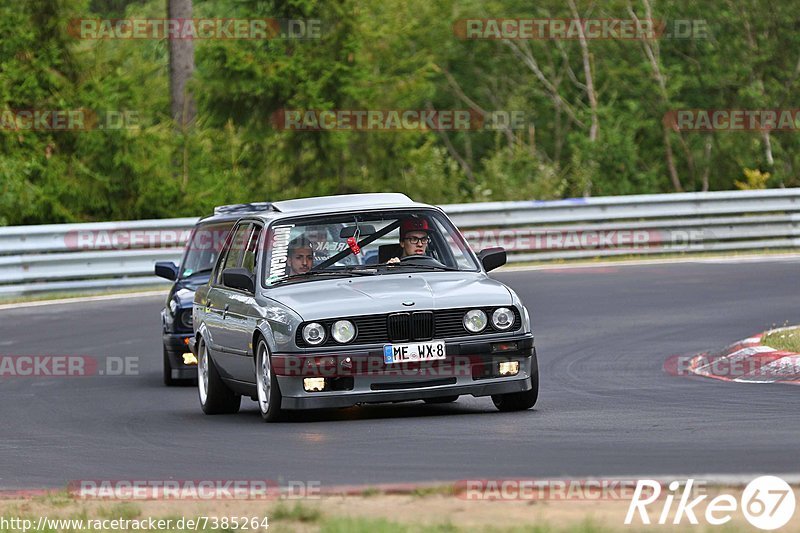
left=179, top=309, right=193, bottom=329
left=331, top=320, right=356, bottom=344
left=302, top=323, right=326, bottom=345
left=463, top=309, right=487, bottom=333
left=491, top=307, right=514, bottom=330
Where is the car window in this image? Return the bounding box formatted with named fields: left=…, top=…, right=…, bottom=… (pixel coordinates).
left=179, top=221, right=235, bottom=278
left=262, top=210, right=479, bottom=287
left=241, top=224, right=263, bottom=276
left=431, top=217, right=474, bottom=270
left=214, top=222, right=250, bottom=286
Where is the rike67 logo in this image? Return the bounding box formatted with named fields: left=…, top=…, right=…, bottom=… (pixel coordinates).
left=625, top=476, right=796, bottom=530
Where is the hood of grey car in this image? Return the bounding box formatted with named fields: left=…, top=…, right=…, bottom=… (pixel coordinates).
left=264, top=272, right=512, bottom=320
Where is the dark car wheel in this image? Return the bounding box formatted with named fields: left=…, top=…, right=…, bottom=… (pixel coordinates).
left=491, top=357, right=539, bottom=412
left=197, top=339, right=241, bottom=414
left=255, top=338, right=284, bottom=422
left=424, top=395, right=459, bottom=404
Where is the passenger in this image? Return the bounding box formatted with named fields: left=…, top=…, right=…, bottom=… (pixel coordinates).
left=387, top=218, right=432, bottom=263
left=286, top=236, right=314, bottom=275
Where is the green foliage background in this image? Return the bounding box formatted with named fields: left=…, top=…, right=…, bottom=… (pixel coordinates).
left=1, top=0, right=799, bottom=225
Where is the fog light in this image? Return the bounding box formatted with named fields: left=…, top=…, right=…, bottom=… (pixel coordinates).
left=182, top=352, right=197, bottom=365
left=498, top=361, right=519, bottom=376
left=303, top=377, right=326, bottom=392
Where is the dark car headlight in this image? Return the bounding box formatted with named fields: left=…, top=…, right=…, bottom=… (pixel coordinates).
left=179, top=309, right=193, bottom=329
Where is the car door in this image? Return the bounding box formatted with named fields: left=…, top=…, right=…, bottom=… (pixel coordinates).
left=204, top=221, right=250, bottom=376
left=220, top=222, right=263, bottom=382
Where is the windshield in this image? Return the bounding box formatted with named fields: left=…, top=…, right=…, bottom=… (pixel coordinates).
left=262, top=210, right=479, bottom=286
left=179, top=221, right=236, bottom=278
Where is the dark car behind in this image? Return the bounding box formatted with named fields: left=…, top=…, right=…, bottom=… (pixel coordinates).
left=155, top=203, right=270, bottom=385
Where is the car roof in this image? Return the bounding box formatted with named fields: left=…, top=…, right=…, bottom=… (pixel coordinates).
left=196, top=193, right=437, bottom=226
left=272, top=193, right=413, bottom=213
left=195, top=202, right=275, bottom=225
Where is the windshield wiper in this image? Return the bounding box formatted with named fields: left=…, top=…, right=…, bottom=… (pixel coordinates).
left=272, top=269, right=376, bottom=285
left=381, top=263, right=459, bottom=272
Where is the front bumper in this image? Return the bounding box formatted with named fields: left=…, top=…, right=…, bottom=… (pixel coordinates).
left=163, top=332, right=195, bottom=380
left=273, top=335, right=536, bottom=410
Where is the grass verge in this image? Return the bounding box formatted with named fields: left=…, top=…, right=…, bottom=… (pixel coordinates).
left=762, top=326, right=800, bottom=352
left=2, top=487, right=794, bottom=533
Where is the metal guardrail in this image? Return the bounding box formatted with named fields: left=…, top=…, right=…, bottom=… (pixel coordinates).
left=1, top=189, right=799, bottom=296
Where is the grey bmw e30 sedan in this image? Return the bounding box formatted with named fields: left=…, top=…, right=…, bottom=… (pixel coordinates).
left=192, top=193, right=539, bottom=421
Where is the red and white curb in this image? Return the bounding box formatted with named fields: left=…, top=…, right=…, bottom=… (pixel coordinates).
left=668, top=327, right=800, bottom=384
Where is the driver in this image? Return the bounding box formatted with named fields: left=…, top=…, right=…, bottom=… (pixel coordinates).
left=286, top=236, right=314, bottom=275
left=387, top=218, right=432, bottom=263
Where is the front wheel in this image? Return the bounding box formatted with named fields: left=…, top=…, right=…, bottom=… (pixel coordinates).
left=255, top=339, right=283, bottom=422
left=197, top=339, right=241, bottom=415
left=491, top=357, right=539, bottom=412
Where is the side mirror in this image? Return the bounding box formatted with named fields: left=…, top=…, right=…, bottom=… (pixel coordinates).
left=222, top=268, right=255, bottom=293
left=477, top=247, right=506, bottom=272
left=155, top=261, right=178, bottom=281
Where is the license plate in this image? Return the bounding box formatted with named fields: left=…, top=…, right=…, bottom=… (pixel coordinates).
left=383, top=340, right=446, bottom=364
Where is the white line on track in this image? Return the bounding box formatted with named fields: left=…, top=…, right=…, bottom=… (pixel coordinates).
left=0, top=290, right=167, bottom=311
left=500, top=253, right=800, bottom=272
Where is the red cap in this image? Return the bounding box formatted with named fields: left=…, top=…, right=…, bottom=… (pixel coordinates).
left=400, top=218, right=431, bottom=236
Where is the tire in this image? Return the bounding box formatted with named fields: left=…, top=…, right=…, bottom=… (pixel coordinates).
left=491, top=356, right=539, bottom=412
left=197, top=339, right=241, bottom=414
left=255, top=338, right=284, bottom=422
left=424, top=395, right=459, bottom=404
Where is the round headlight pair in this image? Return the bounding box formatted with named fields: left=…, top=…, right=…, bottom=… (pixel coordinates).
left=463, top=307, right=515, bottom=333
left=302, top=320, right=356, bottom=345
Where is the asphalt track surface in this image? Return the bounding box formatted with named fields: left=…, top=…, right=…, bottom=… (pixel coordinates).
left=1, top=259, right=799, bottom=489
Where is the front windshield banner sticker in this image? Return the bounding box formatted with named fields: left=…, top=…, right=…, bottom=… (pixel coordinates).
left=268, top=224, right=294, bottom=279
left=315, top=241, right=347, bottom=252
